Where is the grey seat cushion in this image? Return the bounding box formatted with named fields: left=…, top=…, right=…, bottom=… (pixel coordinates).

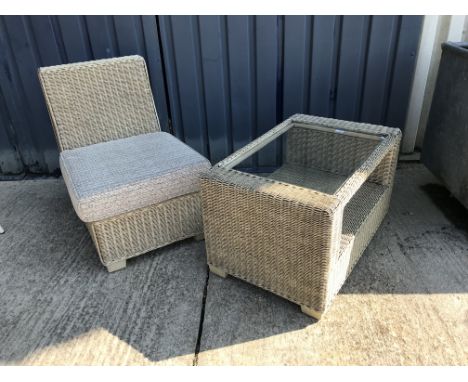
left=60, top=132, right=211, bottom=222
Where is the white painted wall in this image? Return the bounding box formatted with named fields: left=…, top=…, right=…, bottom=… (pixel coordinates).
left=402, top=15, right=468, bottom=153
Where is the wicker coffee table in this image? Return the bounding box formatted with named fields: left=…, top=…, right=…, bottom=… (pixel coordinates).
left=200, top=114, right=401, bottom=319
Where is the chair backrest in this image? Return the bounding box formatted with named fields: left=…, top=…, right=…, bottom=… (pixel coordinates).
left=38, top=55, right=160, bottom=151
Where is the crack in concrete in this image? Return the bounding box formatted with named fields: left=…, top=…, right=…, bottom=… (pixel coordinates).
left=192, top=266, right=210, bottom=366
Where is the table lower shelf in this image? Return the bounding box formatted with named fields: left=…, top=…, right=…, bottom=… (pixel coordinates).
left=268, top=163, right=390, bottom=281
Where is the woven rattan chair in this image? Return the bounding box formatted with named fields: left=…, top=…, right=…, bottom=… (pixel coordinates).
left=38, top=56, right=210, bottom=272
left=200, top=114, right=401, bottom=319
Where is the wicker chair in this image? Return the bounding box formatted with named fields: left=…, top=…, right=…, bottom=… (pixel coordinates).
left=38, top=56, right=210, bottom=272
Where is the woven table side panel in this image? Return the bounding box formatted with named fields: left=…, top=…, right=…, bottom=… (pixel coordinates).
left=326, top=187, right=392, bottom=307
left=285, top=126, right=378, bottom=176
left=287, top=115, right=402, bottom=186
left=285, top=125, right=401, bottom=186
left=200, top=175, right=339, bottom=313
left=39, top=56, right=160, bottom=151
left=346, top=188, right=392, bottom=278
left=87, top=193, right=203, bottom=265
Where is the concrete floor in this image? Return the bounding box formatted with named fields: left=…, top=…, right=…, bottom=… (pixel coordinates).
left=0, top=163, right=467, bottom=365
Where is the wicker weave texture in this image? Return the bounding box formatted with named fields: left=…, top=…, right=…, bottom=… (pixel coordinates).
left=202, top=172, right=338, bottom=312
left=286, top=127, right=377, bottom=175
left=201, top=114, right=401, bottom=317
left=88, top=193, right=203, bottom=265
left=38, top=56, right=160, bottom=151
left=39, top=56, right=205, bottom=271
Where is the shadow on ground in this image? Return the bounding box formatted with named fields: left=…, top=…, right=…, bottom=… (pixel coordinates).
left=340, top=167, right=468, bottom=296
left=0, top=163, right=467, bottom=365
left=0, top=179, right=203, bottom=364
left=0, top=179, right=311, bottom=364
left=421, top=183, right=468, bottom=234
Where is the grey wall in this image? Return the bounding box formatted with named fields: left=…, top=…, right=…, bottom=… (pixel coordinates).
left=0, top=15, right=423, bottom=175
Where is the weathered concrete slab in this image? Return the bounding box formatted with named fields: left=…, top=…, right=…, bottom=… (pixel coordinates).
left=198, top=164, right=468, bottom=365
left=0, top=164, right=467, bottom=365
left=0, top=179, right=206, bottom=365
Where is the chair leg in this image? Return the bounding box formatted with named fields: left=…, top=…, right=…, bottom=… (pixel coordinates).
left=300, top=305, right=322, bottom=320
left=209, top=264, right=227, bottom=278
left=106, top=260, right=127, bottom=273
left=194, top=233, right=204, bottom=241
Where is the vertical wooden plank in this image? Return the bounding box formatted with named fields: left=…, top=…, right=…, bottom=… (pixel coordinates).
left=226, top=16, right=256, bottom=167
left=0, top=16, right=36, bottom=172
left=309, top=16, right=339, bottom=117
left=28, top=16, right=64, bottom=66
left=158, top=16, right=184, bottom=140
left=113, top=16, right=145, bottom=56
left=335, top=16, right=371, bottom=121
left=0, top=90, right=23, bottom=174
left=256, top=16, right=278, bottom=168
left=282, top=16, right=312, bottom=119
left=143, top=16, right=169, bottom=132
left=360, top=16, right=399, bottom=124
left=385, top=16, right=423, bottom=129
left=57, top=16, right=92, bottom=62
left=160, top=16, right=207, bottom=156
left=1, top=16, right=58, bottom=172
left=198, top=16, right=231, bottom=163
left=26, top=16, right=64, bottom=169
left=85, top=16, right=118, bottom=58
left=112, top=16, right=170, bottom=131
